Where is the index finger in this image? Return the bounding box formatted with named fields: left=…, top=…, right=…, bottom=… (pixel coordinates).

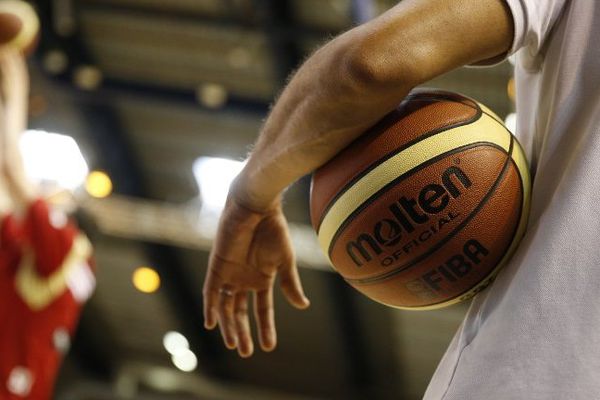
left=203, top=288, right=218, bottom=329
left=202, top=272, right=220, bottom=329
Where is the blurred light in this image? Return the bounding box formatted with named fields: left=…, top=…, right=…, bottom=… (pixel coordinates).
left=114, top=373, right=137, bottom=399
left=505, top=113, right=517, bottom=134
left=132, top=267, right=161, bottom=294
left=330, top=0, right=346, bottom=13
left=85, top=170, right=113, bottom=198
left=163, top=331, right=189, bottom=356
left=508, top=53, right=517, bottom=66
left=193, top=157, right=246, bottom=213
left=171, top=349, right=197, bottom=372
left=73, top=65, right=103, bottom=90
left=228, top=47, right=251, bottom=69
left=20, top=130, right=88, bottom=191
left=42, top=50, right=68, bottom=75
left=53, top=0, right=77, bottom=37
left=197, top=83, right=228, bottom=109
left=507, top=77, right=516, bottom=102
left=143, top=369, right=180, bottom=392
left=351, top=0, right=376, bottom=23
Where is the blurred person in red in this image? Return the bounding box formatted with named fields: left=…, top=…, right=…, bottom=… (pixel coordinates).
left=0, top=2, right=95, bottom=398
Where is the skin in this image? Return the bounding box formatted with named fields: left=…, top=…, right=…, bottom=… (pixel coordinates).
left=0, top=2, right=39, bottom=215
left=0, top=50, right=35, bottom=200
left=0, top=48, right=36, bottom=214
left=203, top=0, right=515, bottom=358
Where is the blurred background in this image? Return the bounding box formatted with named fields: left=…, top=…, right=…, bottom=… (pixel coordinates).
left=21, top=0, right=516, bottom=398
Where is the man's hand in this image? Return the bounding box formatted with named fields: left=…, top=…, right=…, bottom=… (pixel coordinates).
left=203, top=194, right=310, bottom=358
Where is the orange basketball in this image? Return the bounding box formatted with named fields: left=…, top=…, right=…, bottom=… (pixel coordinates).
left=310, top=89, right=531, bottom=310
left=0, top=1, right=39, bottom=54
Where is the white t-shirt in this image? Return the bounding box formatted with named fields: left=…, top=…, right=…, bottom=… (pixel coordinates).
left=425, top=1, right=600, bottom=399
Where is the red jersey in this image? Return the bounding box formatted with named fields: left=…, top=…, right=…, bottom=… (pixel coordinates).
left=0, top=199, right=94, bottom=399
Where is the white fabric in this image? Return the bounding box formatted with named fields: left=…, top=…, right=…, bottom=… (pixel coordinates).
left=425, top=1, right=600, bottom=399
left=66, top=260, right=96, bottom=303
left=6, top=366, right=33, bottom=397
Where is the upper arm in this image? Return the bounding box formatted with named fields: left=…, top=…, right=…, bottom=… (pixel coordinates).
left=346, top=0, right=516, bottom=87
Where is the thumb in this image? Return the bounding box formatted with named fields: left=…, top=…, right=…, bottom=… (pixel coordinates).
left=279, top=264, right=310, bottom=309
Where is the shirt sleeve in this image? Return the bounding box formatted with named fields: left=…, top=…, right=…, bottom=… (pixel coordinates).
left=504, top=0, right=569, bottom=56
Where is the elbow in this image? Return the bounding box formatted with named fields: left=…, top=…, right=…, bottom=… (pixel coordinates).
left=337, top=30, right=422, bottom=92
left=342, top=45, right=388, bottom=88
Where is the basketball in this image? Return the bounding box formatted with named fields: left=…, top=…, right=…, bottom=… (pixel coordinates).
left=0, top=11, right=21, bottom=45
left=310, top=89, right=531, bottom=310
left=0, top=1, right=39, bottom=53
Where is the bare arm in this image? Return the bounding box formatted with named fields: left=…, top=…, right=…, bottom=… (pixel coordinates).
left=204, top=0, right=514, bottom=357
left=0, top=48, right=37, bottom=208
left=235, top=0, right=514, bottom=209
left=0, top=1, right=39, bottom=213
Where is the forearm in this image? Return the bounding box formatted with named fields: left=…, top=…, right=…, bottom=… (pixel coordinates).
left=232, top=0, right=513, bottom=211
left=0, top=49, right=36, bottom=206
left=234, top=32, right=415, bottom=210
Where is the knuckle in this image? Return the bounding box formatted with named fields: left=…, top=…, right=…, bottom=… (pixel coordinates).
left=219, top=305, right=234, bottom=315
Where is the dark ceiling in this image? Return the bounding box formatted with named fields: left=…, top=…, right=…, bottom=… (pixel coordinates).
left=24, top=1, right=514, bottom=399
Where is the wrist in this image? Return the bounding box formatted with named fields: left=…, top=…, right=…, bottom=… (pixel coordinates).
left=228, top=172, right=282, bottom=214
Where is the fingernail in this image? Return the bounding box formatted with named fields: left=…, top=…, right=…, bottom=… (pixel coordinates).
left=264, top=333, right=276, bottom=351
left=239, top=345, right=253, bottom=358
left=300, top=297, right=310, bottom=308
left=226, top=337, right=237, bottom=350
left=204, top=317, right=216, bottom=329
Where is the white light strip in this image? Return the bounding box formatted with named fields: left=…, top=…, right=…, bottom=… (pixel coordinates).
left=171, top=349, right=198, bottom=372
left=20, top=130, right=89, bottom=190
left=162, top=331, right=189, bottom=356
left=505, top=113, right=517, bottom=134
left=192, top=156, right=246, bottom=213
